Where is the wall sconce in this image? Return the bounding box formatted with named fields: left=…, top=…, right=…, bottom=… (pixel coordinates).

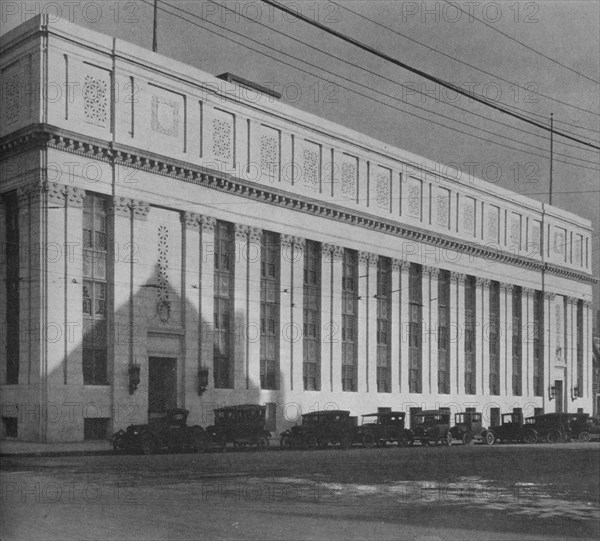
left=198, top=366, right=209, bottom=395
left=548, top=385, right=556, bottom=401
left=571, top=386, right=581, bottom=401
left=128, top=364, right=141, bottom=395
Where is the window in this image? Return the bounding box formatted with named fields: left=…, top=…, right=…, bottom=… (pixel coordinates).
left=532, top=291, right=544, bottom=397
left=512, top=286, right=522, bottom=396
left=342, top=249, right=358, bottom=392
left=84, top=418, right=109, bottom=440
left=464, top=276, right=476, bottom=394
left=438, top=270, right=450, bottom=394
left=408, top=264, right=422, bottom=393
left=303, top=240, right=321, bottom=390
left=4, top=191, right=19, bottom=384
left=489, top=281, right=500, bottom=395
left=376, top=257, right=391, bottom=393
left=82, top=193, right=108, bottom=385
left=260, top=231, right=280, bottom=390
left=214, top=221, right=234, bottom=389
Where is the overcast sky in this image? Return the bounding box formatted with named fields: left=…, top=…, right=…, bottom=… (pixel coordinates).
left=2, top=0, right=599, bottom=315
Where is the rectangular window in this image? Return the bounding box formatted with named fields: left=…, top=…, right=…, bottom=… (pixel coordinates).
left=214, top=221, right=234, bottom=389
left=342, top=249, right=358, bottom=392
left=489, top=281, right=500, bottom=395
left=4, top=191, right=19, bottom=384
left=464, top=276, right=476, bottom=394
left=532, top=291, right=544, bottom=397
left=82, top=193, right=108, bottom=385
left=303, top=240, right=321, bottom=390
left=512, top=286, right=522, bottom=396
left=437, top=270, right=450, bottom=394
left=376, top=257, right=391, bottom=392
left=408, top=264, right=422, bottom=393
left=260, top=231, right=280, bottom=390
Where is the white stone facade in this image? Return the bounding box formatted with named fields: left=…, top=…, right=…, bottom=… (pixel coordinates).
left=0, top=16, right=594, bottom=442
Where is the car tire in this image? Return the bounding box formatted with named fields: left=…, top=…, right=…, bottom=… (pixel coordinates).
left=522, top=430, right=537, bottom=444
left=546, top=429, right=561, bottom=444
left=191, top=428, right=207, bottom=454
left=340, top=435, right=352, bottom=450
left=578, top=431, right=591, bottom=443
left=317, top=440, right=329, bottom=449
left=484, top=431, right=496, bottom=445
left=462, top=433, right=474, bottom=446
left=140, top=433, right=157, bottom=455
left=257, top=436, right=270, bottom=450
left=280, top=435, right=291, bottom=450
left=305, top=434, right=317, bottom=450
left=420, top=439, right=430, bottom=447
left=219, top=435, right=227, bottom=452
left=443, top=433, right=452, bottom=446
left=362, top=433, right=376, bottom=449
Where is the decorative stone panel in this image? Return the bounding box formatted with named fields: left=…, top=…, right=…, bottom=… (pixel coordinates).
left=406, top=177, right=422, bottom=219
left=487, top=205, right=499, bottom=243
left=436, top=188, right=450, bottom=228
left=156, top=225, right=170, bottom=321
left=462, top=197, right=475, bottom=235
left=376, top=167, right=391, bottom=210
left=341, top=154, right=358, bottom=200
left=260, top=127, right=279, bottom=182
left=3, top=71, right=20, bottom=125
left=303, top=141, right=320, bottom=190
left=82, top=74, right=108, bottom=127
left=212, top=111, right=234, bottom=162
left=151, top=95, right=179, bottom=137
left=510, top=213, right=521, bottom=251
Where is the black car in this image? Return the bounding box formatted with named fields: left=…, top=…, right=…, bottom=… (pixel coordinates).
left=280, top=410, right=354, bottom=450
left=485, top=412, right=537, bottom=444
left=524, top=413, right=571, bottom=444
left=353, top=411, right=413, bottom=448
left=449, top=411, right=494, bottom=445
left=411, top=410, right=451, bottom=446
left=564, top=413, right=591, bottom=442
left=112, top=408, right=207, bottom=455
left=205, top=404, right=271, bottom=451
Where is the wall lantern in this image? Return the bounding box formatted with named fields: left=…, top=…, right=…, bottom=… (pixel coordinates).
left=548, top=385, right=556, bottom=401
left=198, top=366, right=209, bottom=395
left=128, top=364, right=141, bottom=395
left=571, top=386, right=581, bottom=401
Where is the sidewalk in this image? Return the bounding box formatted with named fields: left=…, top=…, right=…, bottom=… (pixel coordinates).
left=0, top=439, right=113, bottom=457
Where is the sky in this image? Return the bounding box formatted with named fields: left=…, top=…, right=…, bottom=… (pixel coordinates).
left=2, top=0, right=599, bottom=319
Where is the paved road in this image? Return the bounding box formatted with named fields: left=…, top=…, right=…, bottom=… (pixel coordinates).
left=2, top=443, right=598, bottom=540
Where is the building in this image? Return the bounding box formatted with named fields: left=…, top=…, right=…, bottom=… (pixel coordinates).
left=0, top=16, right=595, bottom=442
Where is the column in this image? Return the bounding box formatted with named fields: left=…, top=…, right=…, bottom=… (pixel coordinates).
left=542, top=290, right=553, bottom=403
left=199, top=216, right=215, bottom=392
left=583, top=301, right=592, bottom=401
left=426, top=266, right=439, bottom=395
left=566, top=297, right=576, bottom=406
left=480, top=278, right=490, bottom=396
left=320, top=244, right=333, bottom=392
left=449, top=272, right=459, bottom=395
left=233, top=223, right=249, bottom=390
left=280, top=235, right=294, bottom=391
left=16, top=187, right=31, bottom=387
left=475, top=277, right=484, bottom=396
left=456, top=273, right=466, bottom=395
left=181, top=212, right=201, bottom=401
left=399, top=261, right=410, bottom=395
left=502, top=284, right=513, bottom=397
left=330, top=245, right=344, bottom=393
left=357, top=252, right=369, bottom=394
left=247, top=227, right=262, bottom=389
left=390, top=259, right=401, bottom=395
left=367, top=253, right=378, bottom=393
left=64, top=185, right=85, bottom=385
left=291, top=237, right=305, bottom=390
left=421, top=266, right=431, bottom=395
left=0, top=197, right=6, bottom=384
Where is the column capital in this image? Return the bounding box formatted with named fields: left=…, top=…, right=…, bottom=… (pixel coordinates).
left=542, top=290, right=554, bottom=301
left=65, top=185, right=85, bottom=207
left=249, top=226, right=262, bottom=243
left=132, top=200, right=150, bottom=220
left=181, top=211, right=201, bottom=231
left=331, top=244, right=344, bottom=263
left=424, top=265, right=439, bottom=279
left=368, top=253, right=379, bottom=267
left=46, top=182, right=66, bottom=206
left=112, top=196, right=133, bottom=217
left=450, top=271, right=465, bottom=285
left=292, top=236, right=305, bottom=251
left=476, top=276, right=490, bottom=290
left=281, top=234, right=293, bottom=249
left=499, top=282, right=513, bottom=293
left=566, top=296, right=579, bottom=306
left=321, top=243, right=333, bottom=260
left=200, top=215, right=216, bottom=232
left=234, top=223, right=249, bottom=240
left=584, top=300, right=593, bottom=309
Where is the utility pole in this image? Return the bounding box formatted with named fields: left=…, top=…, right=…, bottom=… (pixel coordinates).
left=549, top=113, right=554, bottom=205
left=152, top=0, right=158, bottom=52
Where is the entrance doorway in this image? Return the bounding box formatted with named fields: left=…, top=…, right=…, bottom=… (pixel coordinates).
left=554, top=380, right=564, bottom=413
left=148, top=357, right=177, bottom=415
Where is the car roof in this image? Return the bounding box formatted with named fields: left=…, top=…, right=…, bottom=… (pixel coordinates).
left=416, top=410, right=448, bottom=415
left=302, top=410, right=350, bottom=416
left=214, top=404, right=266, bottom=412
left=362, top=412, right=404, bottom=416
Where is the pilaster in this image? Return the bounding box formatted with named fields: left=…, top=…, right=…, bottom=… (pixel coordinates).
left=291, top=237, right=305, bottom=391
left=247, top=226, right=262, bottom=389
left=199, top=215, right=216, bottom=392
left=584, top=301, right=592, bottom=401
left=357, top=251, right=369, bottom=393
left=330, top=244, right=344, bottom=393
left=390, top=259, right=401, bottom=395
left=367, top=253, right=378, bottom=393
left=320, top=243, right=333, bottom=392
left=454, top=272, right=466, bottom=395
left=0, top=197, right=6, bottom=385
left=233, top=223, right=249, bottom=390
left=501, top=283, right=513, bottom=397
left=425, top=265, right=439, bottom=395
left=399, top=260, right=410, bottom=395
left=541, top=290, right=553, bottom=403
left=477, top=277, right=490, bottom=396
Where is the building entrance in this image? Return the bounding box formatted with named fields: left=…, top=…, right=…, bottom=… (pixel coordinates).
left=148, top=357, right=177, bottom=415
left=554, top=380, right=564, bottom=413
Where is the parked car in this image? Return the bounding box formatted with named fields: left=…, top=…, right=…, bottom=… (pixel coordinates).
left=588, top=417, right=600, bottom=441
left=564, top=413, right=591, bottom=442
left=280, top=410, right=354, bottom=450
left=205, top=404, right=271, bottom=451
left=411, top=410, right=451, bottom=446
left=112, top=408, right=207, bottom=455
left=353, top=411, right=413, bottom=448
left=524, top=413, right=571, bottom=444
left=485, top=412, right=537, bottom=444
left=449, top=411, right=493, bottom=445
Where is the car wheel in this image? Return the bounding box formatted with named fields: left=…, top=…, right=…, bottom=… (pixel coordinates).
left=462, top=433, right=474, bottom=446
left=140, top=434, right=157, bottom=455
left=191, top=430, right=207, bottom=454
left=546, top=429, right=561, bottom=444
left=578, top=431, right=591, bottom=443
left=522, top=430, right=537, bottom=444
left=443, top=433, right=452, bottom=446
left=317, top=440, right=329, bottom=449
left=305, top=434, right=317, bottom=449
left=484, top=431, right=496, bottom=445
left=280, top=435, right=291, bottom=450
left=257, top=436, right=270, bottom=450
left=340, top=435, right=352, bottom=450
left=362, top=432, right=376, bottom=449
left=219, top=435, right=227, bottom=452
left=420, top=439, right=430, bottom=447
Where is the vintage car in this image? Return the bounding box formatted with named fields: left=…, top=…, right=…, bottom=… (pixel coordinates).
left=353, top=411, right=413, bottom=448
left=564, top=413, right=591, bottom=442
left=588, top=417, right=600, bottom=442
left=449, top=411, right=494, bottom=445
left=524, top=413, right=572, bottom=444
left=205, top=404, right=271, bottom=451
left=280, top=410, right=354, bottom=450
left=484, top=412, right=537, bottom=444
left=112, top=408, right=207, bottom=455
left=411, top=410, right=451, bottom=446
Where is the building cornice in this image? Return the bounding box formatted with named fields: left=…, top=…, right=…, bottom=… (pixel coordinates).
left=0, top=124, right=595, bottom=286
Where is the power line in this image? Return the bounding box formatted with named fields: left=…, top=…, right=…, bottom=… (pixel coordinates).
left=259, top=0, right=600, bottom=151
left=145, top=1, right=599, bottom=171
left=331, top=1, right=600, bottom=123
left=440, top=0, right=600, bottom=86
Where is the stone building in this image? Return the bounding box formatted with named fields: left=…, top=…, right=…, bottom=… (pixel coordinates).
left=0, top=16, right=595, bottom=441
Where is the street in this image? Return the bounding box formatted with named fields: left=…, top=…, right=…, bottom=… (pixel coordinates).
left=1, top=443, right=599, bottom=540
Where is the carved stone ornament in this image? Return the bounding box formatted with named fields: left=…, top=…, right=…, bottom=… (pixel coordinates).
left=476, top=277, right=490, bottom=289
left=182, top=211, right=201, bottom=231
left=543, top=290, right=555, bottom=301
left=65, top=185, right=85, bottom=207
left=133, top=200, right=150, bottom=220
left=358, top=251, right=369, bottom=265
left=249, top=226, right=263, bottom=243
left=46, top=182, right=66, bottom=205
left=368, top=253, right=379, bottom=267
left=200, top=215, right=216, bottom=232
left=331, top=244, right=344, bottom=263
left=113, top=196, right=134, bottom=217
left=234, top=223, right=249, bottom=240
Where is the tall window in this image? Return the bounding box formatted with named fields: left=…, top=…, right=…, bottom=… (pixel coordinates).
left=82, top=193, right=108, bottom=385
left=303, top=240, right=321, bottom=390
left=4, top=191, right=19, bottom=384
left=408, top=264, right=422, bottom=394
left=376, top=257, right=391, bottom=393
left=437, top=270, right=450, bottom=394
left=342, top=249, right=358, bottom=392
left=214, top=221, right=234, bottom=389
left=464, top=276, right=476, bottom=394
left=532, top=290, right=544, bottom=397
left=260, top=231, right=280, bottom=390
left=577, top=300, right=583, bottom=395
left=512, top=286, right=522, bottom=396
left=489, top=281, right=500, bottom=395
